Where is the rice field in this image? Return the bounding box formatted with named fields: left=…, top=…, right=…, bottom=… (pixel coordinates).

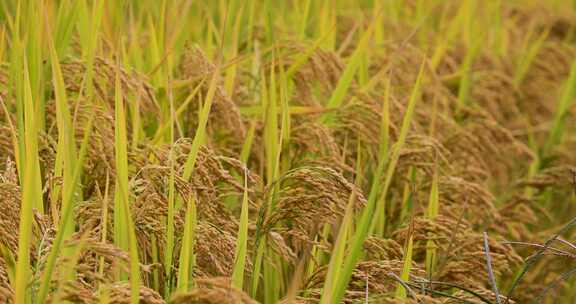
left=0, top=0, right=576, bottom=303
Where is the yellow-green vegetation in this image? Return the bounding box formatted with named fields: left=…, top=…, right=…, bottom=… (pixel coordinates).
left=1, top=0, right=576, bottom=303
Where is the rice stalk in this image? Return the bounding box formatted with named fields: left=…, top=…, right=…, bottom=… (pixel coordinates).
left=113, top=59, right=140, bottom=304
left=231, top=170, right=250, bottom=290
left=14, top=59, right=40, bottom=304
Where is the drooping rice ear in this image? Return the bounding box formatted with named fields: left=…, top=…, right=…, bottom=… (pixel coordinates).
left=171, top=278, right=258, bottom=304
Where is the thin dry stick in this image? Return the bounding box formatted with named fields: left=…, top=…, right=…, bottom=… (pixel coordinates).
left=483, top=232, right=501, bottom=304
left=502, top=240, right=576, bottom=259
left=505, top=217, right=576, bottom=304
left=556, top=238, right=576, bottom=252
left=411, top=277, right=493, bottom=304
left=388, top=272, right=420, bottom=303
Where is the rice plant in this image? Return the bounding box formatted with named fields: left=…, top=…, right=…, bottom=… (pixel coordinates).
left=0, top=0, right=576, bottom=303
